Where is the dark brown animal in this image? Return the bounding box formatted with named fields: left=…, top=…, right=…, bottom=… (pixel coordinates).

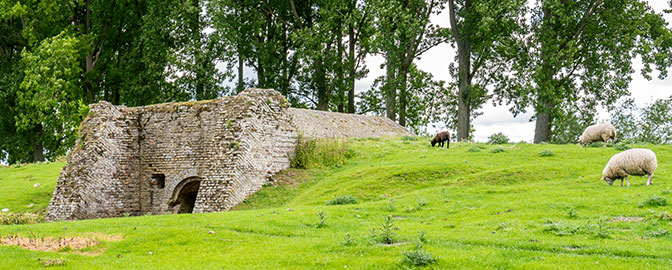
left=431, top=131, right=450, bottom=149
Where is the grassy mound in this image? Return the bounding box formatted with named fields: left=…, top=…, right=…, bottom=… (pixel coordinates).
left=1, top=138, right=671, bottom=269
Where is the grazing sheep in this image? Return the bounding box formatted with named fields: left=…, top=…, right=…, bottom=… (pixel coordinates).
left=431, top=131, right=450, bottom=149
left=601, top=148, right=657, bottom=186
left=579, top=123, right=616, bottom=147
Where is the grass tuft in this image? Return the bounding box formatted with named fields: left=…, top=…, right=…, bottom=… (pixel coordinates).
left=491, top=147, right=505, bottom=153
left=325, top=195, right=357, bottom=205
left=538, top=150, right=555, bottom=157
left=401, top=136, right=420, bottom=141
left=0, top=212, right=41, bottom=225
left=638, top=196, right=668, bottom=208
left=291, top=136, right=355, bottom=169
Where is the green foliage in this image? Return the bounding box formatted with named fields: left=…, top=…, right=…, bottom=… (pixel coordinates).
left=538, top=150, right=555, bottom=157
left=467, top=147, right=481, bottom=152
left=639, top=196, right=669, bottom=208
left=326, top=195, right=358, bottom=206
left=291, top=136, right=355, bottom=169
left=488, top=132, right=510, bottom=145
left=0, top=212, right=41, bottom=225
left=496, top=0, right=672, bottom=143
left=612, top=97, right=672, bottom=144
left=18, top=31, right=88, bottom=161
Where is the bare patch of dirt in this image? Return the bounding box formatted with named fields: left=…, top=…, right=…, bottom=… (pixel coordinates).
left=1, top=233, right=123, bottom=255
left=380, top=241, right=407, bottom=247
left=609, top=216, right=644, bottom=222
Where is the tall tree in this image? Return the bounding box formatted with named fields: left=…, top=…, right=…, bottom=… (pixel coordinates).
left=446, top=0, right=526, bottom=141
left=372, top=0, right=446, bottom=126
left=497, top=0, right=672, bottom=143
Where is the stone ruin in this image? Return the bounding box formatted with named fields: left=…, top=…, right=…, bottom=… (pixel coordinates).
left=46, top=88, right=412, bottom=221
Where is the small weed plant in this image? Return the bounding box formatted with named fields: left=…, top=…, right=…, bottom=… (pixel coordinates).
left=316, top=210, right=327, bottom=228
left=402, top=233, right=436, bottom=267
left=371, top=216, right=397, bottom=244
left=341, top=233, right=355, bottom=246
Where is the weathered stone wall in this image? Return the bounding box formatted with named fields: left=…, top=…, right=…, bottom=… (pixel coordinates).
left=289, top=108, right=413, bottom=138
left=46, top=102, right=141, bottom=220
left=46, top=89, right=411, bottom=221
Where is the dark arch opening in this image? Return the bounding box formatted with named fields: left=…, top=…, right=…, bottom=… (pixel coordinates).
left=169, top=178, right=201, bottom=214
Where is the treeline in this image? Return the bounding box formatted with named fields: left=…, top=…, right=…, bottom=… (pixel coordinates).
left=1, top=0, right=671, bottom=164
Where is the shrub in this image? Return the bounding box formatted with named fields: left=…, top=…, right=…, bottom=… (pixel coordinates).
left=0, top=212, right=41, bottom=225
left=326, top=195, right=358, bottom=205
left=488, top=132, right=510, bottom=144
left=614, top=142, right=630, bottom=151
left=538, top=150, right=554, bottom=157
left=291, top=136, right=356, bottom=169
left=639, top=196, right=668, bottom=208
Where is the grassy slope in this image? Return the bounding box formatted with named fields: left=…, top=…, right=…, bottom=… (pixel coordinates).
left=0, top=161, right=64, bottom=215
left=1, top=138, right=672, bottom=269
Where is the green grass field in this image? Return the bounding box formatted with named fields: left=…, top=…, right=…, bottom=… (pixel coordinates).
left=1, top=137, right=671, bottom=269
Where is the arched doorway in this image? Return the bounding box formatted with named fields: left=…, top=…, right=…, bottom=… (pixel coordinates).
left=169, top=177, right=201, bottom=214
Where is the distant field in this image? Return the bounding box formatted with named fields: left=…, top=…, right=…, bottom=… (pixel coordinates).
left=1, top=138, right=671, bottom=269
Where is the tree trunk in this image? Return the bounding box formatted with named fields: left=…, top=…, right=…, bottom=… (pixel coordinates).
left=456, top=39, right=471, bottom=141
left=83, top=0, right=96, bottom=104
left=337, top=24, right=345, bottom=113
left=190, top=0, right=206, bottom=99
left=33, top=125, right=44, bottom=162
left=316, top=58, right=329, bottom=111
left=237, top=54, right=244, bottom=93
left=534, top=100, right=553, bottom=143
left=449, top=0, right=473, bottom=142
left=347, top=24, right=356, bottom=113
left=398, top=65, right=409, bottom=127
left=384, top=55, right=397, bottom=121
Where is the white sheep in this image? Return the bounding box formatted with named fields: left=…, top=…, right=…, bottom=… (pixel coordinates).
left=579, top=123, right=616, bottom=147
left=601, top=148, right=657, bottom=186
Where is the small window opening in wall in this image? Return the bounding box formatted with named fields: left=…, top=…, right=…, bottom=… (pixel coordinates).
left=151, top=174, right=165, bottom=189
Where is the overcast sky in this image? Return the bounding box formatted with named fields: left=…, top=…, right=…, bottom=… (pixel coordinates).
left=233, top=1, right=672, bottom=142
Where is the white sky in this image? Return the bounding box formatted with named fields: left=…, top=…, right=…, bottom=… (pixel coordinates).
left=230, top=0, right=672, bottom=142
